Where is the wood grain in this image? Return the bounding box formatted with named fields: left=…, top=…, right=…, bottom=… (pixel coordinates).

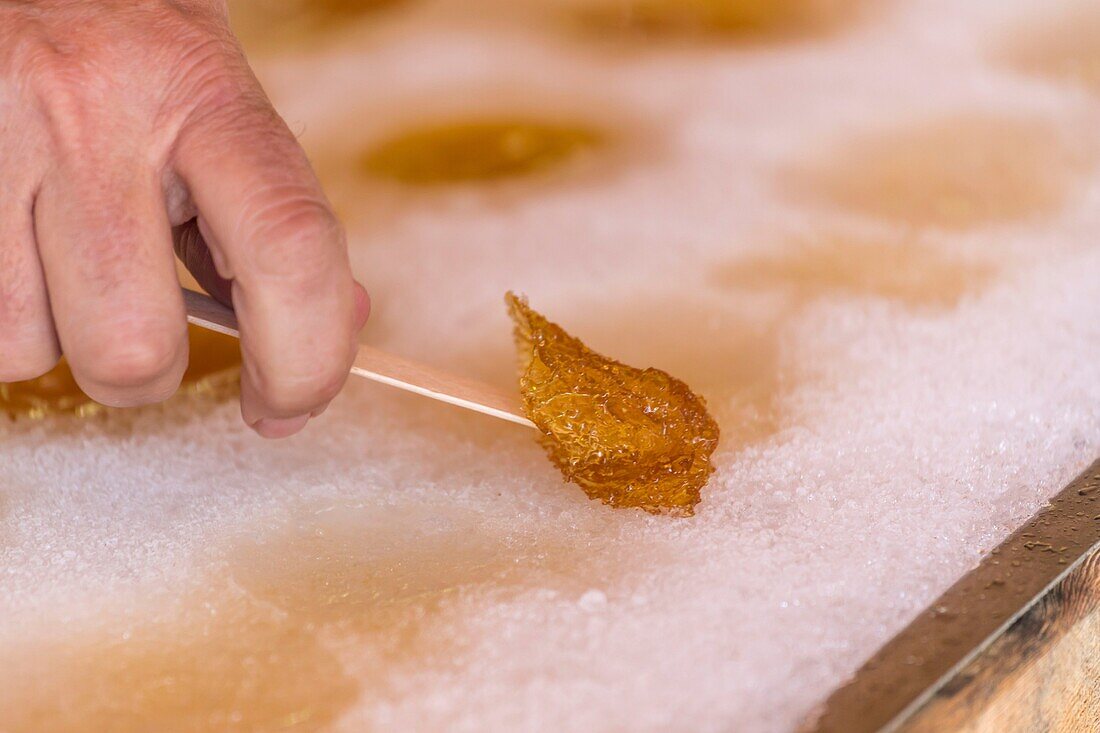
left=803, top=458, right=1100, bottom=733
left=897, top=550, right=1100, bottom=732
left=182, top=288, right=536, bottom=429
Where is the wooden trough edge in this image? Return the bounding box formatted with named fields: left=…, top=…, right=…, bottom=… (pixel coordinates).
left=802, top=456, right=1100, bottom=733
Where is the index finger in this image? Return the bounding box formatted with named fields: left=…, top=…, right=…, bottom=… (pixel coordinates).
left=172, top=86, right=364, bottom=437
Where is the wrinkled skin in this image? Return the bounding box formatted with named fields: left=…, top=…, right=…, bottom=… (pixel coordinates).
left=0, top=0, right=369, bottom=438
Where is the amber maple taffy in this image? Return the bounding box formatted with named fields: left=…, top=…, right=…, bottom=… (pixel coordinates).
left=998, top=3, right=1100, bottom=96
left=361, top=120, right=603, bottom=185
left=577, top=0, right=860, bottom=39
left=782, top=113, right=1084, bottom=230
left=507, top=293, right=720, bottom=515
left=227, top=0, right=407, bottom=51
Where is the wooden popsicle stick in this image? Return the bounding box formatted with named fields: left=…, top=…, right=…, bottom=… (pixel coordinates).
left=182, top=288, right=537, bottom=429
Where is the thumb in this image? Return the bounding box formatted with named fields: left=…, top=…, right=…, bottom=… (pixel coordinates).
left=173, top=217, right=234, bottom=307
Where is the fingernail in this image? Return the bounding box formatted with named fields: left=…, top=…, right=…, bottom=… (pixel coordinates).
left=252, top=414, right=310, bottom=439
left=353, top=281, right=371, bottom=330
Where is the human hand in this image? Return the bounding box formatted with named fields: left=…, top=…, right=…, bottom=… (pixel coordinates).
left=0, top=0, right=369, bottom=438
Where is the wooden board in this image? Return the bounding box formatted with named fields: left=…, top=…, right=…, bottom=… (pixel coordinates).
left=803, top=458, right=1100, bottom=733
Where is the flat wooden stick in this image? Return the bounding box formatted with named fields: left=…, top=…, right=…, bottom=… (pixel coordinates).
left=183, top=288, right=537, bottom=429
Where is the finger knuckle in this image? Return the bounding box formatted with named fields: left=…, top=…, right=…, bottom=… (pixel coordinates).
left=2, top=13, right=53, bottom=85
left=168, top=38, right=254, bottom=122
left=3, top=16, right=91, bottom=121
left=249, top=357, right=348, bottom=415
left=80, top=324, right=185, bottom=394
left=8, top=4, right=243, bottom=153
left=174, top=49, right=272, bottom=143
left=243, top=193, right=344, bottom=286
left=23, top=52, right=97, bottom=150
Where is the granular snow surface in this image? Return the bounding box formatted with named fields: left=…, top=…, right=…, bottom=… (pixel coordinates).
left=2, top=1, right=1100, bottom=731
